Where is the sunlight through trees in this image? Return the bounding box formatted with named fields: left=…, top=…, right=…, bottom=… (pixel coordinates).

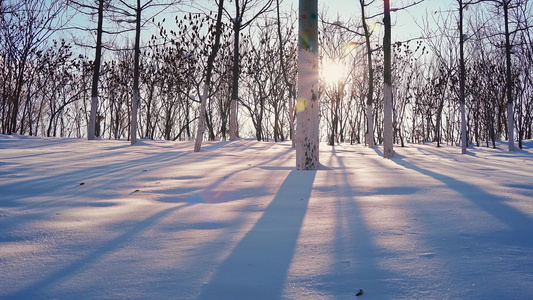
left=1, top=0, right=532, bottom=153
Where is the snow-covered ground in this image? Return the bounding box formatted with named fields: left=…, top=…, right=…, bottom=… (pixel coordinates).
left=1, top=134, right=532, bottom=299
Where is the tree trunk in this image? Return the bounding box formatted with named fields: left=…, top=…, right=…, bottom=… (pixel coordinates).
left=130, top=0, right=141, bottom=145
left=366, top=104, right=374, bottom=147
left=229, top=4, right=241, bottom=141
left=144, top=83, right=154, bottom=139
left=459, top=0, right=467, bottom=153
left=383, top=0, right=394, bottom=158
left=10, top=53, right=28, bottom=135
left=194, top=0, right=224, bottom=152
left=289, top=88, right=295, bottom=148
left=296, top=0, right=319, bottom=170
left=360, top=0, right=375, bottom=148
left=88, top=0, right=104, bottom=140
left=504, top=1, right=515, bottom=151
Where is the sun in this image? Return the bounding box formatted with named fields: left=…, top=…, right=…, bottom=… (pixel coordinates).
left=321, top=59, right=346, bottom=85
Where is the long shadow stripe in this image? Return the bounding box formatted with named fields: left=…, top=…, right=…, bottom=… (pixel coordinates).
left=198, top=170, right=316, bottom=300
left=7, top=203, right=190, bottom=299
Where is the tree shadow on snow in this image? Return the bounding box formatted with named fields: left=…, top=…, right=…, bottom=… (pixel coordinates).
left=198, top=170, right=316, bottom=300
left=318, top=147, right=402, bottom=297
left=392, top=154, right=533, bottom=247
left=5, top=203, right=191, bottom=299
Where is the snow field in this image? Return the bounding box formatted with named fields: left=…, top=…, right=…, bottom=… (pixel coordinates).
left=1, top=135, right=532, bottom=299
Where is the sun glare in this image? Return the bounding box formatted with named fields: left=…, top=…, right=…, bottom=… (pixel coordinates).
left=321, top=59, right=346, bottom=85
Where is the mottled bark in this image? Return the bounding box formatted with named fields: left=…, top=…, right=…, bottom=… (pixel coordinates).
left=296, top=0, right=319, bottom=170
left=383, top=0, right=394, bottom=158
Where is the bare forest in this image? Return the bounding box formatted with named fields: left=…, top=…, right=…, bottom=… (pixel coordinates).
left=1, top=0, right=532, bottom=150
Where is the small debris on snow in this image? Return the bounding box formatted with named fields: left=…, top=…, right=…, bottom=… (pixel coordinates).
left=79, top=182, right=85, bottom=186
left=356, top=289, right=364, bottom=296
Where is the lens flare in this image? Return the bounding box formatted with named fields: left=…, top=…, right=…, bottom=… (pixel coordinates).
left=295, top=97, right=307, bottom=112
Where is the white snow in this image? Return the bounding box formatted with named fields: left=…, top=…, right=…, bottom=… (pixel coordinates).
left=1, top=134, right=532, bottom=299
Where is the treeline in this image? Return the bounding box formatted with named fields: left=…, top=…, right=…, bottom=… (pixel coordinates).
left=1, top=0, right=532, bottom=148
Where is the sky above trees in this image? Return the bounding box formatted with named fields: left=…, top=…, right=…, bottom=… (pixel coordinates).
left=286, top=0, right=454, bottom=40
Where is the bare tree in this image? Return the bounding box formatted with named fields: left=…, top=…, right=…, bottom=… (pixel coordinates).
left=223, top=0, right=274, bottom=141
left=383, top=0, right=394, bottom=158
left=1, top=0, right=67, bottom=134
left=515, top=0, right=533, bottom=147
left=360, top=0, right=376, bottom=148
left=194, top=0, right=225, bottom=152
left=456, top=0, right=469, bottom=153
left=502, top=0, right=516, bottom=151
left=79, top=0, right=105, bottom=140
left=276, top=0, right=297, bottom=147
left=319, top=20, right=359, bottom=146
left=110, top=0, right=179, bottom=144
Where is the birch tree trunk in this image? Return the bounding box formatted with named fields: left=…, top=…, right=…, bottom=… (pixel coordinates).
left=296, top=0, right=319, bottom=170
left=88, top=0, right=104, bottom=140
left=360, top=0, right=375, bottom=148
left=194, top=0, right=224, bottom=152
left=504, top=0, right=515, bottom=151
left=130, top=0, right=141, bottom=145
left=383, top=0, right=394, bottom=158
left=290, top=92, right=296, bottom=148
left=229, top=3, right=241, bottom=141
left=459, top=0, right=467, bottom=154
left=366, top=104, right=374, bottom=147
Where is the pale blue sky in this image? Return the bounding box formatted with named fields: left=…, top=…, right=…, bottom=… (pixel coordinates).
left=297, top=0, right=455, bottom=40
left=190, top=0, right=456, bottom=41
